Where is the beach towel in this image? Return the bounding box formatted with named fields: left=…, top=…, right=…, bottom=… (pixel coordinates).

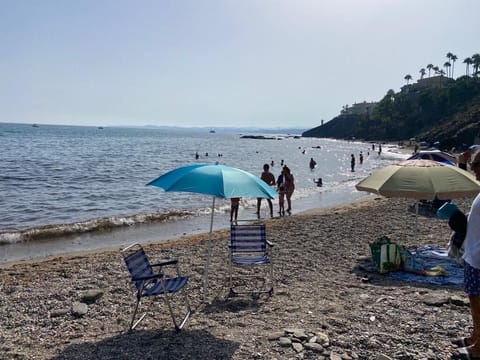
left=389, top=245, right=464, bottom=286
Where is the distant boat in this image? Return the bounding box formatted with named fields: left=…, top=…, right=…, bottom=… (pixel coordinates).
left=98, top=126, right=104, bottom=129
left=32, top=124, right=39, bottom=127
left=209, top=129, right=216, bottom=133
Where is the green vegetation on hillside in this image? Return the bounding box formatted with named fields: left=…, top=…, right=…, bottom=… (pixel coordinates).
left=303, top=52, right=480, bottom=149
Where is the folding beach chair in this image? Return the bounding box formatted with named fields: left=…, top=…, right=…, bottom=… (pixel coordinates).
left=228, top=223, right=274, bottom=296
left=121, top=243, right=191, bottom=332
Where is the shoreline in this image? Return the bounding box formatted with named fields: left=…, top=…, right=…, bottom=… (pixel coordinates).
left=0, top=188, right=373, bottom=265
left=0, top=195, right=375, bottom=269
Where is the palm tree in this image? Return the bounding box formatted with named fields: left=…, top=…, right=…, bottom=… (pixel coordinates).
left=426, top=64, right=434, bottom=77
left=433, top=66, right=440, bottom=75
left=472, top=53, right=480, bottom=77
left=419, top=68, right=426, bottom=79
left=464, top=57, right=473, bottom=76
left=443, top=62, right=451, bottom=77
left=404, top=74, right=412, bottom=84
left=450, top=54, right=458, bottom=78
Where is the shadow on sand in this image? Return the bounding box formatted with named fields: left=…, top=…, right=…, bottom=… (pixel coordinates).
left=50, top=329, right=240, bottom=360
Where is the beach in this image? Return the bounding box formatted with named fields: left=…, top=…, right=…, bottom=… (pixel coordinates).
left=0, top=196, right=474, bottom=360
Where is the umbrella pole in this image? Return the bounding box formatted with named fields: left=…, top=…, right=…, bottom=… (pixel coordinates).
left=203, top=196, right=216, bottom=303
left=415, top=200, right=419, bottom=242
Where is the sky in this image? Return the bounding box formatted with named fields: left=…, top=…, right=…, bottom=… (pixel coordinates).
left=1, top=0, right=479, bottom=129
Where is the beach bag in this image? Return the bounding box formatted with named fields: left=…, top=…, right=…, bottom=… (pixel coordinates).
left=370, top=236, right=403, bottom=274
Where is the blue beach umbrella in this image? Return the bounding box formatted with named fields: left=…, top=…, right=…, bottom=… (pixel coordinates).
left=407, top=150, right=456, bottom=165
left=147, top=163, right=277, bottom=301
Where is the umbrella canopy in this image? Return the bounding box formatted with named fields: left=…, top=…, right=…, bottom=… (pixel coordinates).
left=147, top=163, right=277, bottom=302
left=407, top=150, right=456, bottom=165
left=147, top=163, right=277, bottom=199
left=356, top=159, right=480, bottom=200
left=356, top=159, right=480, bottom=242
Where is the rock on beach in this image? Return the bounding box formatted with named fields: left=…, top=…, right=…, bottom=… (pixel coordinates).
left=0, top=197, right=474, bottom=359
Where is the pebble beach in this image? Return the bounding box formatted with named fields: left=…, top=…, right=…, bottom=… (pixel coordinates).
left=0, top=196, right=474, bottom=360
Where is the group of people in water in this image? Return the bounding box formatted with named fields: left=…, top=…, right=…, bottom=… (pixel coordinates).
left=256, top=163, right=295, bottom=218
left=230, top=163, right=295, bottom=222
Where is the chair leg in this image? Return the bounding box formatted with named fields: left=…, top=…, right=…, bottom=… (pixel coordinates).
left=129, top=297, right=146, bottom=331
left=162, top=291, right=191, bottom=332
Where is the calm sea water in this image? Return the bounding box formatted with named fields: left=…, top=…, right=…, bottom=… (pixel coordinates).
left=0, top=123, right=405, bottom=263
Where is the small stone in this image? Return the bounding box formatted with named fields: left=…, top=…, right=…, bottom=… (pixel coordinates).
left=450, top=295, right=469, bottom=307
left=80, top=289, right=104, bottom=304
left=284, top=327, right=304, bottom=334
left=292, top=342, right=304, bottom=353
left=72, top=302, right=88, bottom=317
left=315, top=331, right=330, bottom=345
left=279, top=337, right=292, bottom=347
left=376, top=354, right=393, bottom=360
left=293, top=330, right=308, bottom=340
left=423, top=294, right=449, bottom=307
left=50, top=308, right=70, bottom=318
left=267, top=331, right=285, bottom=341
left=330, top=352, right=342, bottom=360
left=304, top=342, right=324, bottom=353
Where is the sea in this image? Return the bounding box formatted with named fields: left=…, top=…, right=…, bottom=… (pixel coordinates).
left=0, top=122, right=408, bottom=264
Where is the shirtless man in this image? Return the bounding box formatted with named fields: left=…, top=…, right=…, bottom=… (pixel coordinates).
left=256, top=163, right=275, bottom=217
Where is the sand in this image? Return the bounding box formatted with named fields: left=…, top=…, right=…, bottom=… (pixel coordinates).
left=0, top=196, right=474, bottom=360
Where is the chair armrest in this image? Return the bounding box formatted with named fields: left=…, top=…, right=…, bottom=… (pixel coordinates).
left=152, top=259, right=178, bottom=267
left=266, top=240, right=274, bottom=247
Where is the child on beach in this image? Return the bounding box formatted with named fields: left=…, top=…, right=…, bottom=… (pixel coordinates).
left=278, top=184, right=286, bottom=216
left=230, top=197, right=240, bottom=223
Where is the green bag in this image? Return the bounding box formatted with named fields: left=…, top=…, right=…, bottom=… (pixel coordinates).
left=370, top=236, right=402, bottom=274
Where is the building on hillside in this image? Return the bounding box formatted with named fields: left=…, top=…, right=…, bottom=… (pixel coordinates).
left=401, top=75, right=454, bottom=93
left=340, top=101, right=378, bottom=116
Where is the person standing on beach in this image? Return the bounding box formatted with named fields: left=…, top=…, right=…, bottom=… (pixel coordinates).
left=452, top=150, right=480, bottom=358
left=230, top=197, right=240, bottom=224
left=359, top=152, right=363, bottom=165
left=277, top=184, right=286, bottom=216
left=282, top=166, right=295, bottom=215
left=256, top=164, right=275, bottom=217
left=350, top=154, right=355, bottom=172
left=309, top=157, right=317, bottom=170
left=458, top=150, right=471, bottom=171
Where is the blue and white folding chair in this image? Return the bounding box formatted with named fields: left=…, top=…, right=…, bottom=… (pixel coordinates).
left=121, top=243, right=191, bottom=332
left=228, top=224, right=274, bottom=296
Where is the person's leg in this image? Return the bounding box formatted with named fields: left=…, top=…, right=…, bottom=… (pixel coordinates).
left=256, top=198, right=261, bottom=214
left=267, top=199, right=273, bottom=217
left=286, top=191, right=293, bottom=213
left=469, top=295, right=480, bottom=349
left=234, top=205, right=238, bottom=222
left=459, top=262, right=480, bottom=352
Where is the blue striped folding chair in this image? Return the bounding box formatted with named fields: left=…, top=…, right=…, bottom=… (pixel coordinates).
left=121, top=243, right=191, bottom=332
left=228, top=224, right=274, bottom=296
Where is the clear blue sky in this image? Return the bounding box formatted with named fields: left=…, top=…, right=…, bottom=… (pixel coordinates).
left=1, top=0, right=478, bottom=128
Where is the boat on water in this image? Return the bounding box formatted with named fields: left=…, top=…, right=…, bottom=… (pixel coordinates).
left=209, top=129, right=216, bottom=133
left=32, top=123, right=39, bottom=127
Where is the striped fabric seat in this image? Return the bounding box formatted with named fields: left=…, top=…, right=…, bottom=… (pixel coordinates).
left=121, top=243, right=191, bottom=332
left=228, top=224, right=274, bottom=296
left=124, top=248, right=188, bottom=296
